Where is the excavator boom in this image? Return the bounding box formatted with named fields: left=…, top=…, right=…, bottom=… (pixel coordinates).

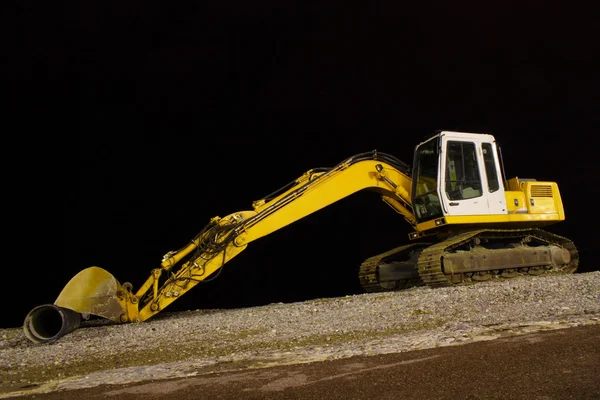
left=135, top=152, right=414, bottom=322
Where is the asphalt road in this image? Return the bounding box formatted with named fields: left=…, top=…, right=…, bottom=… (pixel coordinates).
left=7, top=324, right=600, bottom=400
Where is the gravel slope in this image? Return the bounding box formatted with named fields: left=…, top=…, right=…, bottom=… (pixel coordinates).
left=2, top=271, right=599, bottom=398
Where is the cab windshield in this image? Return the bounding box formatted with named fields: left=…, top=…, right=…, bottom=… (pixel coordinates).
left=412, top=137, right=443, bottom=222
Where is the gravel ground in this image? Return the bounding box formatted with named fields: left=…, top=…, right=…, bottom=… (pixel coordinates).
left=1, top=271, right=599, bottom=398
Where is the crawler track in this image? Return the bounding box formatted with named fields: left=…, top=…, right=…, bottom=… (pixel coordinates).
left=359, top=228, right=579, bottom=293
left=358, top=243, right=429, bottom=292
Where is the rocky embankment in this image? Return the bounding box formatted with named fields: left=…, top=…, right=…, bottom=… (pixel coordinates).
left=1, top=271, right=599, bottom=398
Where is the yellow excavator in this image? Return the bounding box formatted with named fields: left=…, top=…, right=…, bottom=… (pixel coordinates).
left=24, top=130, right=578, bottom=343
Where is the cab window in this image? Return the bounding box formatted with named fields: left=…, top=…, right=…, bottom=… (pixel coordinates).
left=445, top=141, right=482, bottom=201
left=482, top=143, right=500, bottom=192
left=412, top=137, right=443, bottom=222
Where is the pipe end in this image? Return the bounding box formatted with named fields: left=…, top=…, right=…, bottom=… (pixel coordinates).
left=23, top=304, right=82, bottom=344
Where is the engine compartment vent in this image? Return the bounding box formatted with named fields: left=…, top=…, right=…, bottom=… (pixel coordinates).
left=530, top=185, right=553, bottom=198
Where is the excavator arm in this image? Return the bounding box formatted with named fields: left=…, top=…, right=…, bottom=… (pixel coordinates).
left=130, top=152, right=414, bottom=322
left=24, top=151, right=416, bottom=342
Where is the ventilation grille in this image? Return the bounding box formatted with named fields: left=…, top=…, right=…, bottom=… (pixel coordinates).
left=530, top=185, right=553, bottom=198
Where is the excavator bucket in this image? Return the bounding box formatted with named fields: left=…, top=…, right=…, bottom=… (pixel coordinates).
left=54, top=266, right=126, bottom=320
left=24, top=267, right=126, bottom=343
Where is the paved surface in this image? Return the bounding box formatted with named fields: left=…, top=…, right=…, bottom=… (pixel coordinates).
left=6, top=324, right=600, bottom=400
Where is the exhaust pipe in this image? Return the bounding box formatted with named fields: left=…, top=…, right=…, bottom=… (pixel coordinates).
left=23, top=304, right=82, bottom=344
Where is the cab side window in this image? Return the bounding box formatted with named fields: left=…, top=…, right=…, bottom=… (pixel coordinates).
left=445, top=141, right=482, bottom=200
left=482, top=143, right=500, bottom=192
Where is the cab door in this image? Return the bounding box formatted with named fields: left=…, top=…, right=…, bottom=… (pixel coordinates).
left=480, top=141, right=507, bottom=214
left=439, top=133, right=507, bottom=216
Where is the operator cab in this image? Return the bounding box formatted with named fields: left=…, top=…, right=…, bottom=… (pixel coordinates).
left=411, top=131, right=507, bottom=224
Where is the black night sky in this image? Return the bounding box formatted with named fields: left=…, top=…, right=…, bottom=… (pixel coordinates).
left=7, top=2, right=600, bottom=329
